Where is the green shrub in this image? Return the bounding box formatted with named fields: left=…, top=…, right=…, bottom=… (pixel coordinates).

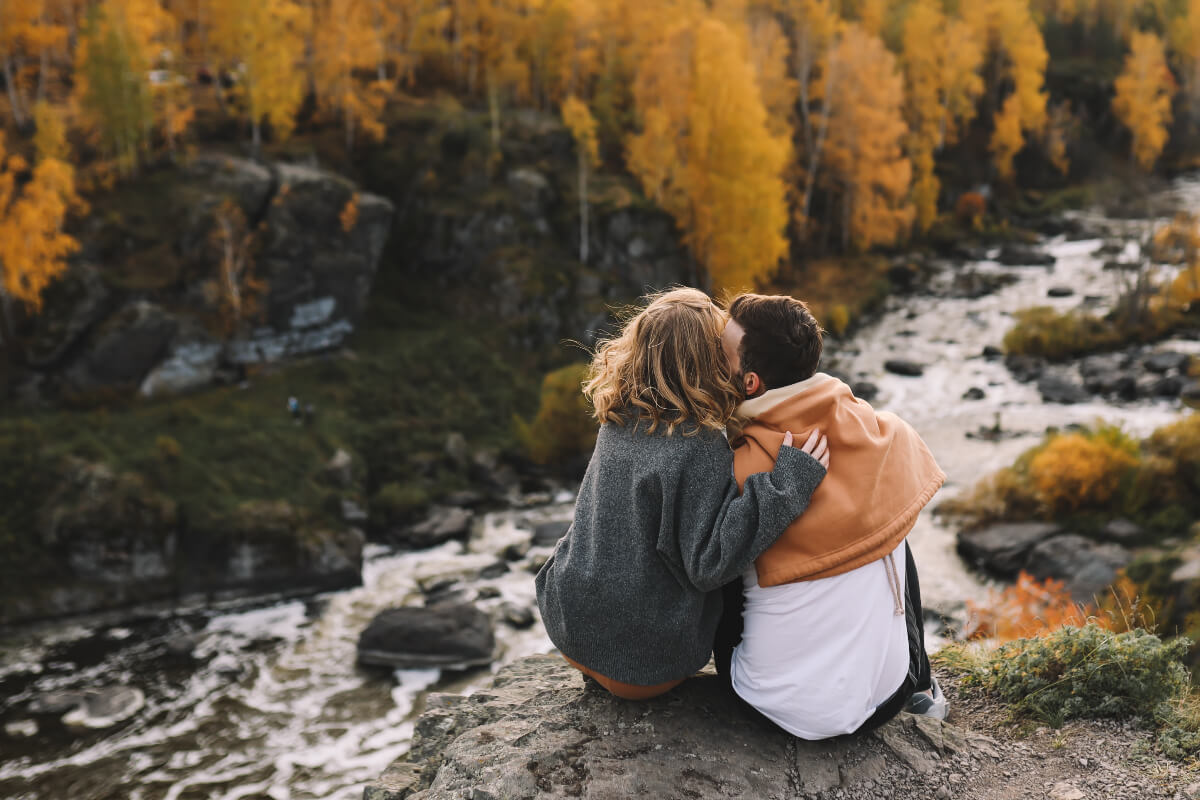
left=1002, top=307, right=1124, bottom=360
left=156, top=434, right=182, bottom=462
left=514, top=362, right=597, bottom=467
left=373, top=482, right=431, bottom=522
left=943, top=624, right=1192, bottom=731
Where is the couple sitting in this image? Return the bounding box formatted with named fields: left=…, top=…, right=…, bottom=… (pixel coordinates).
left=535, top=288, right=947, bottom=739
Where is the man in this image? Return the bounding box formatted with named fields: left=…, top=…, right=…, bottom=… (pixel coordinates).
left=714, top=292, right=947, bottom=739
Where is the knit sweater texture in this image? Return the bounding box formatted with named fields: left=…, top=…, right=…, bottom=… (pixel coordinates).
left=535, top=417, right=826, bottom=686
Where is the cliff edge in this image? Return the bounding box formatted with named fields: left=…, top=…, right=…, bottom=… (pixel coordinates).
left=365, top=654, right=1198, bottom=800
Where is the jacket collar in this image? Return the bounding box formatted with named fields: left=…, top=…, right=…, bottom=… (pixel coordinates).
left=736, top=372, right=837, bottom=420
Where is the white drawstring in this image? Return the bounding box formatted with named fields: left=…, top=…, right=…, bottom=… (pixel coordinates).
left=883, top=552, right=905, bottom=617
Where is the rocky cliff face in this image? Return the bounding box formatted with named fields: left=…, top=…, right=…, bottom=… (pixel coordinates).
left=14, top=154, right=394, bottom=403
left=365, top=655, right=1197, bottom=800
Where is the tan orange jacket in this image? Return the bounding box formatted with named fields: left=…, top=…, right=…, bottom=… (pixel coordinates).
left=732, top=373, right=945, bottom=587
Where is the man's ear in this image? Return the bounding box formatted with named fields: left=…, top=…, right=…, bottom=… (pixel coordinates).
left=744, top=371, right=763, bottom=398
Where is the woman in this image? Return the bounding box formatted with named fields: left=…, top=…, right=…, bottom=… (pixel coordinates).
left=535, top=288, right=830, bottom=699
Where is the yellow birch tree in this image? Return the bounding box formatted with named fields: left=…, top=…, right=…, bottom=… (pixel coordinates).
left=1113, top=30, right=1175, bottom=171
left=562, top=95, right=600, bottom=264
left=627, top=16, right=789, bottom=291
left=312, top=0, right=390, bottom=149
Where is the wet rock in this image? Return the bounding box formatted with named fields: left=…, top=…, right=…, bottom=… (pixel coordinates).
left=526, top=554, right=549, bottom=574
left=1094, top=240, right=1126, bottom=257
left=852, top=381, right=879, bottom=402
left=357, top=604, right=496, bottom=669
left=501, top=539, right=530, bottom=561
left=1026, top=534, right=1132, bottom=601
left=1037, top=375, right=1089, bottom=404
left=397, top=507, right=474, bottom=549
left=982, top=345, right=1003, bottom=360
left=948, top=271, right=1019, bottom=299
left=956, top=522, right=1062, bottom=577
left=1004, top=354, right=1045, bottom=383
left=1150, top=375, right=1186, bottom=398
left=498, top=602, right=535, bottom=629
left=443, top=489, right=486, bottom=508
left=1083, top=370, right=1137, bottom=400
left=532, top=520, right=571, bottom=547
left=962, top=387, right=986, bottom=401
left=1100, top=518, right=1144, bottom=544
left=996, top=244, right=1056, bottom=267
left=887, top=263, right=918, bottom=291
left=366, top=655, right=1000, bottom=800
left=1143, top=351, right=1191, bottom=374
left=475, top=586, right=502, bottom=600
left=884, top=359, right=925, bottom=377
left=1183, top=381, right=1200, bottom=409
left=31, top=686, right=145, bottom=731
left=1047, top=286, right=1074, bottom=298
left=324, top=448, right=355, bottom=488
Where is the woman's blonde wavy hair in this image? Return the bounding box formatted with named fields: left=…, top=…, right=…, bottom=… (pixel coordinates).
left=584, top=287, right=740, bottom=435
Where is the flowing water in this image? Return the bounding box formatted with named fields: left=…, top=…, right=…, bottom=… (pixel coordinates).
left=2, top=182, right=1199, bottom=800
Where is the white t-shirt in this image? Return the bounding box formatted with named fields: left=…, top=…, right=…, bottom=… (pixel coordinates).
left=730, top=539, right=911, bottom=740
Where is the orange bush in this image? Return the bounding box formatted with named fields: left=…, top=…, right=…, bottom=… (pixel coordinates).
left=966, top=572, right=1154, bottom=643
left=1028, top=432, right=1139, bottom=514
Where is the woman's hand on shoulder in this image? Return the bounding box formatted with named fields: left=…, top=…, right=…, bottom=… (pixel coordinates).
left=782, top=429, right=830, bottom=469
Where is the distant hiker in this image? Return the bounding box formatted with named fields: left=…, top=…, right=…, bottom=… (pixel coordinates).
left=535, top=288, right=830, bottom=700
left=714, top=293, right=948, bottom=738
left=288, top=396, right=301, bottom=419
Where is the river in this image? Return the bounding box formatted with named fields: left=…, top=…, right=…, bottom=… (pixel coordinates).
left=1, top=182, right=1197, bottom=800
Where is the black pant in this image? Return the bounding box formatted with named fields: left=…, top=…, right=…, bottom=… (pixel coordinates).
left=712, top=542, right=932, bottom=736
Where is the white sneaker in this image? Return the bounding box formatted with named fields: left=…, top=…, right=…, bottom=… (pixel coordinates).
left=904, top=675, right=948, bottom=720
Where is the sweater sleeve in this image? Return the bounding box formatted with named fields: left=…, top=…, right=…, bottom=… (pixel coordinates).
left=667, top=441, right=826, bottom=592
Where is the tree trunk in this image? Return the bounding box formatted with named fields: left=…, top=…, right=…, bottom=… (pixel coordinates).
left=579, top=154, right=589, bottom=264
left=3, top=56, right=25, bottom=127
left=801, top=54, right=839, bottom=234
left=488, top=78, right=501, bottom=147
left=0, top=289, right=19, bottom=365
left=252, top=118, right=262, bottom=158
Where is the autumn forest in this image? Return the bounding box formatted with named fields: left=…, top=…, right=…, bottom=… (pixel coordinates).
left=1, top=0, right=1199, bottom=319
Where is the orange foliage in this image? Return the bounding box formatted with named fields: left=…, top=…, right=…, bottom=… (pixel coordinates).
left=1027, top=432, right=1139, bottom=514
left=339, top=193, right=360, bottom=233
left=955, top=192, right=987, bottom=228
left=966, top=572, right=1151, bottom=642
left=1113, top=30, right=1175, bottom=171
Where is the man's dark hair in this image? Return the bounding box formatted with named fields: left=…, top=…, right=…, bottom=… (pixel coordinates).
left=728, top=293, right=824, bottom=391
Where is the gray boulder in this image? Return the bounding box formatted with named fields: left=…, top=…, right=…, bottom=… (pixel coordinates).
left=23, top=261, right=112, bottom=369
left=1037, top=375, right=1090, bottom=404
left=1184, top=381, right=1200, bottom=409
left=357, top=603, right=495, bottom=669
left=1004, top=354, right=1045, bottom=383
left=996, top=244, right=1056, bottom=267
left=364, top=655, right=1000, bottom=800
left=956, top=522, right=1062, bottom=577
left=396, top=507, right=474, bottom=549
left=1142, top=351, right=1190, bottom=374
left=884, top=359, right=925, bottom=377
left=531, top=520, right=571, bottom=546
left=1025, top=534, right=1132, bottom=601
left=66, top=301, right=179, bottom=389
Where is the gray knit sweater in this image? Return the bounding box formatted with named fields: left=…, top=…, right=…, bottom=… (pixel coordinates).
left=535, top=418, right=826, bottom=685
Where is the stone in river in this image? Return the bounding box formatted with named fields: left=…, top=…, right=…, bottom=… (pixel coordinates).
left=956, top=522, right=1062, bottom=577
left=982, top=345, right=1003, bottom=360
left=532, top=520, right=571, bottom=546
left=1047, top=286, right=1074, bottom=298
left=851, top=381, right=879, bottom=402
left=1025, top=534, right=1132, bottom=602
left=884, top=359, right=924, bottom=377
left=29, top=687, right=146, bottom=732
left=1082, top=370, right=1137, bottom=400
left=1004, top=354, right=1045, bottom=383
left=996, top=244, right=1056, bottom=267
left=1142, top=351, right=1190, bottom=374
left=1151, top=375, right=1186, bottom=398
left=499, top=602, right=535, bottom=630
left=1037, top=375, right=1090, bottom=404
left=358, top=604, right=496, bottom=669
left=395, top=506, right=474, bottom=549
left=1183, top=381, right=1200, bottom=409
left=962, top=387, right=986, bottom=400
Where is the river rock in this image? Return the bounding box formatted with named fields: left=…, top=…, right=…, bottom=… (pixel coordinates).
left=962, top=387, right=986, bottom=400
left=1149, top=375, right=1186, bottom=398
left=1047, top=286, right=1074, bottom=297
left=982, top=345, right=1003, bottom=360
left=498, top=602, right=535, bottom=629
left=956, top=522, right=1062, bottom=577
left=30, top=687, right=145, bottom=731
left=1183, top=381, right=1200, bottom=409
left=884, top=359, right=925, bottom=377
left=4, top=719, right=38, bottom=738
left=1004, top=354, right=1045, bottom=383
left=366, top=655, right=999, bottom=800
left=851, top=380, right=879, bottom=402
left=996, top=244, right=1056, bottom=267
left=1142, top=351, right=1191, bottom=374
left=397, top=507, right=474, bottom=549
left=1025, top=534, right=1132, bottom=601
left=357, top=604, right=495, bottom=669
left=1100, top=518, right=1144, bottom=544
left=1037, top=375, right=1090, bottom=404
left=532, top=520, right=571, bottom=546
